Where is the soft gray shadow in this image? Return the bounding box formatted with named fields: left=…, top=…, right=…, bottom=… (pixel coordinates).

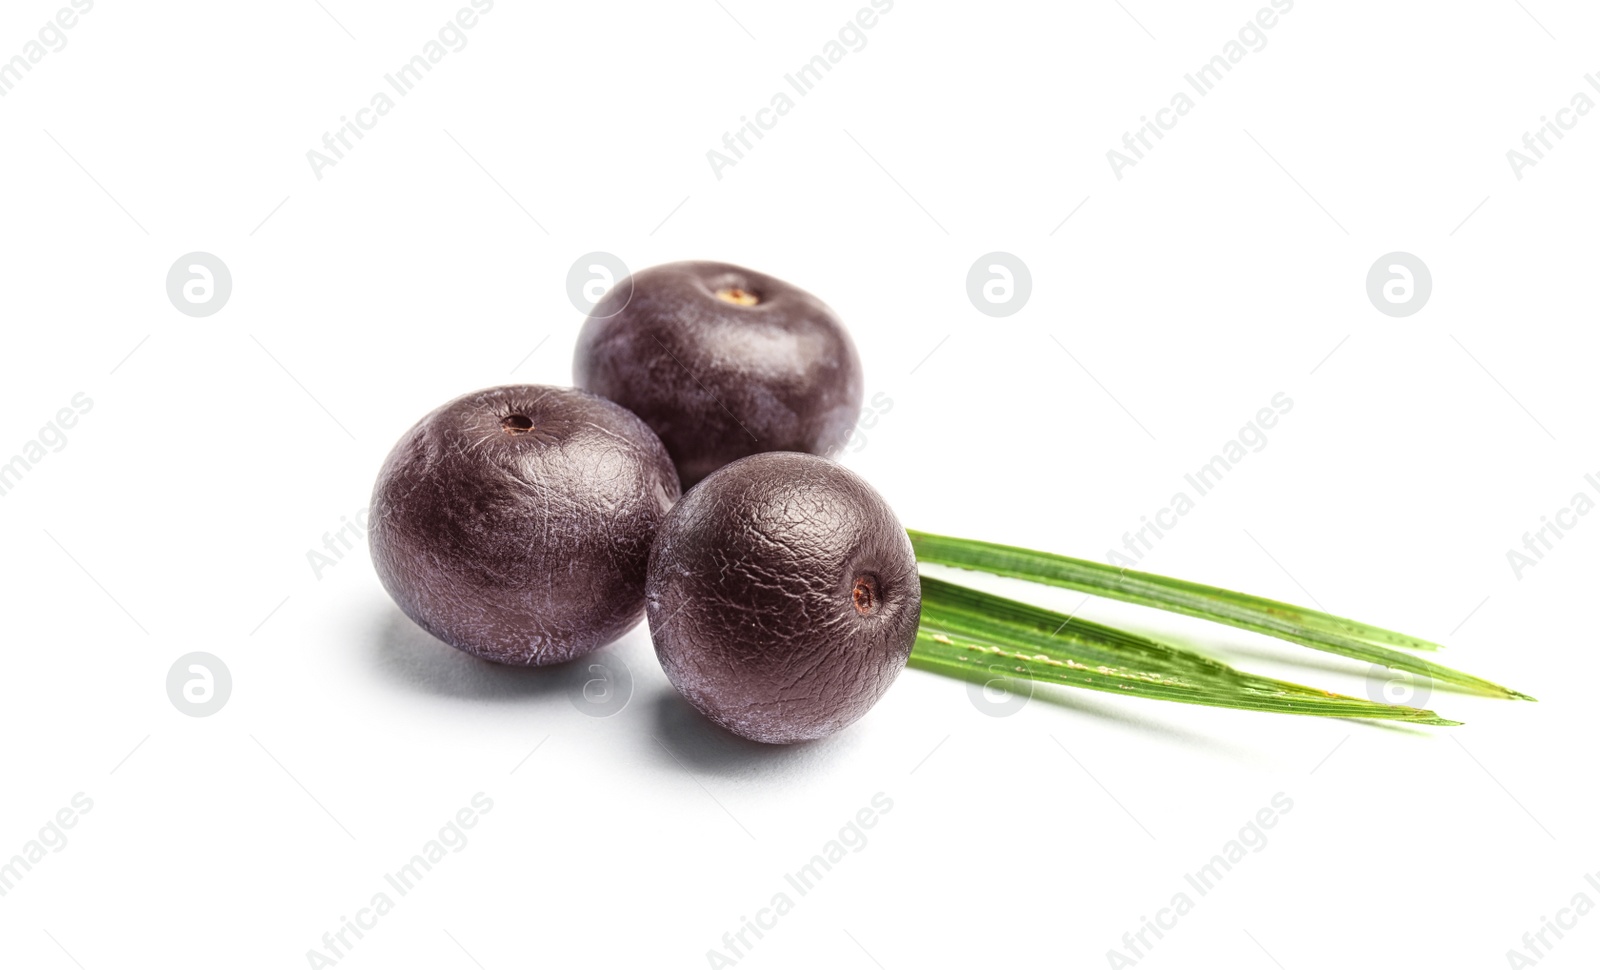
left=902, top=662, right=1267, bottom=760
left=1333, top=717, right=1441, bottom=737
left=646, top=663, right=1271, bottom=773
left=971, top=670, right=1441, bottom=746
left=1090, top=621, right=1510, bottom=709
left=1023, top=673, right=1441, bottom=739
left=366, top=602, right=580, bottom=702
left=1036, top=688, right=1264, bottom=756
left=1211, top=642, right=1509, bottom=702
left=1207, top=642, right=1378, bottom=679
left=647, top=686, right=853, bottom=779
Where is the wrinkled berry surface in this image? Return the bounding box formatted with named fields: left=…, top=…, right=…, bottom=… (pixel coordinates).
left=574, top=261, right=864, bottom=489
left=370, top=384, right=680, bottom=665
left=646, top=452, right=919, bottom=743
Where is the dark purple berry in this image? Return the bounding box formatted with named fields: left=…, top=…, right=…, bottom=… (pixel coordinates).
left=370, top=384, right=679, bottom=666
left=646, top=452, right=919, bottom=743
left=573, top=261, right=864, bottom=489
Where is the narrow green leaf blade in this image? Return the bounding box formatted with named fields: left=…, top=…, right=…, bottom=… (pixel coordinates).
left=912, top=580, right=1458, bottom=724
left=909, top=530, right=1532, bottom=701
left=920, top=576, right=1286, bottom=689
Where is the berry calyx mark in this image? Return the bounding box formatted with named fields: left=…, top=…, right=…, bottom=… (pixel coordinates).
left=852, top=575, right=879, bottom=615
left=502, top=414, right=535, bottom=434
left=715, top=287, right=760, bottom=307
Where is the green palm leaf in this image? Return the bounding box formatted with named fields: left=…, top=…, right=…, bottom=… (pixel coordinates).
left=912, top=576, right=1458, bottom=725
left=908, top=530, right=1531, bottom=702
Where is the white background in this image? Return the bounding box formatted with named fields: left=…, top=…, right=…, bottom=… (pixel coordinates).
left=1, top=1, right=1596, bottom=967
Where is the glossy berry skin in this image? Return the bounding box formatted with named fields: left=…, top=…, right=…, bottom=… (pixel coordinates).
left=369, top=385, right=680, bottom=666
left=573, top=261, right=864, bottom=489
left=646, top=452, right=919, bottom=743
